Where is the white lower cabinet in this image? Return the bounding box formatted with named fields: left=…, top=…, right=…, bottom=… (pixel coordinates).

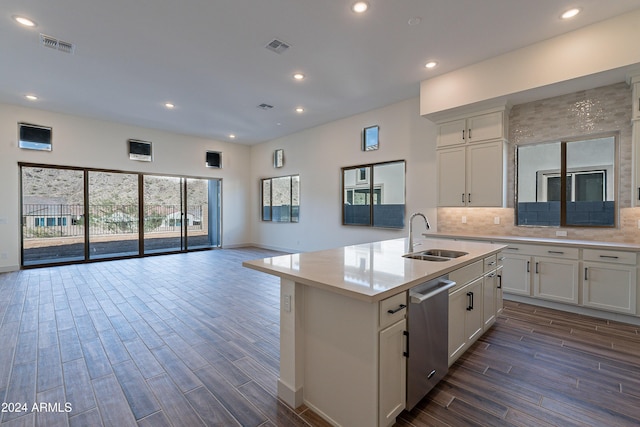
left=501, top=253, right=531, bottom=296
left=379, top=318, right=407, bottom=426
left=496, top=266, right=504, bottom=315
left=583, top=262, right=637, bottom=315
left=533, top=257, right=579, bottom=304
left=483, top=270, right=497, bottom=329
left=448, top=276, right=484, bottom=365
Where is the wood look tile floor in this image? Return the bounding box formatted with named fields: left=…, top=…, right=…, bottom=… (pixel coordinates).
left=0, top=247, right=639, bottom=426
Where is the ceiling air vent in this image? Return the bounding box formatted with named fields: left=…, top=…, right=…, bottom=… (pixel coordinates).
left=40, top=33, right=75, bottom=54
left=257, top=103, right=274, bottom=110
left=265, top=39, right=290, bottom=54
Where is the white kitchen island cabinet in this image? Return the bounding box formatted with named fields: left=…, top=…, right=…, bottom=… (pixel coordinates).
left=243, top=238, right=505, bottom=427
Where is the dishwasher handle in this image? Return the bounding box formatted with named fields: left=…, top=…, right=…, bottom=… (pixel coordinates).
left=409, top=279, right=457, bottom=304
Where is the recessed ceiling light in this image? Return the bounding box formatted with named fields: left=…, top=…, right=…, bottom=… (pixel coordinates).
left=293, top=72, right=305, bottom=80
left=561, top=8, right=581, bottom=19
left=425, top=61, right=438, bottom=69
left=352, top=2, right=369, bottom=13
left=164, top=102, right=175, bottom=109
left=408, top=17, right=422, bottom=26
left=13, top=15, right=37, bottom=27
left=295, top=107, right=305, bottom=113
left=25, top=94, right=38, bottom=101
left=229, top=134, right=236, bottom=139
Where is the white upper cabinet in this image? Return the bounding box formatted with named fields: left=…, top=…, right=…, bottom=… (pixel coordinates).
left=437, top=111, right=505, bottom=148
left=436, top=107, right=508, bottom=207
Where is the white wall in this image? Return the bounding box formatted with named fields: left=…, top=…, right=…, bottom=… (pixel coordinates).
left=249, top=97, right=437, bottom=253
left=420, top=8, right=640, bottom=116
left=0, top=103, right=252, bottom=271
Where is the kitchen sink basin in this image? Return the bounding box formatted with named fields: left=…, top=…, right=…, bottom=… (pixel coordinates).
left=403, top=253, right=450, bottom=262
left=421, top=249, right=468, bottom=258
left=403, top=249, right=468, bottom=262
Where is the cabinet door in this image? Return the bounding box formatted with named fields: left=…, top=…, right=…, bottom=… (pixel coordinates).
left=533, top=257, right=579, bottom=304
left=437, top=119, right=466, bottom=148
left=483, top=272, right=497, bottom=329
left=466, top=141, right=504, bottom=207
left=437, top=147, right=466, bottom=207
left=379, top=319, right=406, bottom=425
left=465, top=277, right=484, bottom=342
left=448, top=286, right=468, bottom=364
left=501, top=254, right=531, bottom=296
left=496, top=266, right=504, bottom=315
left=583, top=262, right=637, bottom=314
left=467, top=111, right=504, bottom=143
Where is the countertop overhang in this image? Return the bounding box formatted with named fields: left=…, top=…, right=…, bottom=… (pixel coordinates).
left=242, top=238, right=506, bottom=303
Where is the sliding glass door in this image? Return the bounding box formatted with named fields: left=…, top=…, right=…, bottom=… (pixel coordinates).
left=21, top=166, right=85, bottom=265
left=20, top=163, right=222, bottom=267
left=89, top=171, right=140, bottom=259
left=143, top=175, right=184, bottom=254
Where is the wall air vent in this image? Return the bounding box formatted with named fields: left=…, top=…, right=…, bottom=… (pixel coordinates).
left=265, top=39, right=290, bottom=54
left=257, top=103, right=274, bottom=110
left=40, top=34, right=75, bottom=54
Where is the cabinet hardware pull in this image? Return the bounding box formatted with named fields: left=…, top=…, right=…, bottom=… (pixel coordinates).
left=466, top=291, right=474, bottom=311
left=468, top=128, right=472, bottom=139
left=427, top=369, right=437, bottom=379
left=508, top=247, right=519, bottom=251
left=584, top=267, right=588, bottom=280
left=548, top=251, right=564, bottom=255
left=462, top=129, right=465, bottom=141
left=499, top=256, right=506, bottom=261
left=497, top=274, right=502, bottom=289
left=403, top=330, right=409, bottom=358
left=526, top=261, right=530, bottom=273
left=468, top=193, right=471, bottom=203
left=387, top=304, right=406, bottom=314
left=488, top=261, right=496, bottom=266
left=599, top=255, right=619, bottom=259
left=535, top=262, right=539, bottom=274
left=487, top=273, right=495, bottom=278
left=462, top=193, right=465, bottom=203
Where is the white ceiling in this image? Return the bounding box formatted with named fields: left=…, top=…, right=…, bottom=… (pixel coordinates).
left=2, top=1, right=640, bottom=145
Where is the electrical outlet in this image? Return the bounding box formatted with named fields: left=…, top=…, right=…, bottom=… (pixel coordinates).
left=461, top=216, right=467, bottom=224
left=556, top=230, right=568, bottom=237
left=283, top=294, right=291, bottom=312
left=494, top=217, right=500, bottom=225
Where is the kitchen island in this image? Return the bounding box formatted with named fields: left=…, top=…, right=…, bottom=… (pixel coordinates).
left=243, top=237, right=505, bottom=427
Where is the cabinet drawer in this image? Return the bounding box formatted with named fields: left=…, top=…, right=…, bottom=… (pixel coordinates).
left=583, top=249, right=637, bottom=265
left=530, top=246, right=579, bottom=260
left=380, top=292, right=407, bottom=329
left=501, top=243, right=538, bottom=254
left=484, top=254, right=498, bottom=271
left=449, top=260, right=483, bottom=291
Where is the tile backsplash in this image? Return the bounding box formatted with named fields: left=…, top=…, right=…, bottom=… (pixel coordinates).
left=437, top=207, right=640, bottom=243
left=437, top=82, right=637, bottom=243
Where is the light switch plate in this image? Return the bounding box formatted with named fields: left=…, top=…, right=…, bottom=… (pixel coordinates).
left=556, top=230, right=568, bottom=237
left=494, top=217, right=500, bottom=225
left=461, top=216, right=467, bottom=224
left=283, top=294, right=291, bottom=312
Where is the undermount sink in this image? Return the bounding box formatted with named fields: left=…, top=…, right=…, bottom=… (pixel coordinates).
left=403, top=249, right=468, bottom=262
left=403, top=253, right=450, bottom=262
left=421, top=249, right=468, bottom=258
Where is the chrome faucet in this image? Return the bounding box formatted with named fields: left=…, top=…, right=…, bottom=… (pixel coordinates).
left=408, top=212, right=431, bottom=253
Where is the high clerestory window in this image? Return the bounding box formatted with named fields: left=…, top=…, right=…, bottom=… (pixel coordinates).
left=516, top=133, right=617, bottom=227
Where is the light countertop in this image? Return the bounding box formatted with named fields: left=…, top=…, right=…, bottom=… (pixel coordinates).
left=423, top=233, right=640, bottom=252
left=242, top=238, right=505, bottom=303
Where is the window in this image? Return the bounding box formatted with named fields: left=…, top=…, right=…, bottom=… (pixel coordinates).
left=342, top=160, right=405, bottom=228
left=261, top=175, right=300, bottom=222
left=517, top=134, right=616, bottom=227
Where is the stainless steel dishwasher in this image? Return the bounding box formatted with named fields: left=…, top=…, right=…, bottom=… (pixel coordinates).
left=406, top=275, right=456, bottom=410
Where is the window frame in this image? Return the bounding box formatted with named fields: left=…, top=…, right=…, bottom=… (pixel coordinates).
left=261, top=174, right=300, bottom=223
left=516, top=132, right=618, bottom=228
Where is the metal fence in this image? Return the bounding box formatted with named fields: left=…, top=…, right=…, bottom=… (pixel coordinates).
left=22, top=204, right=205, bottom=238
